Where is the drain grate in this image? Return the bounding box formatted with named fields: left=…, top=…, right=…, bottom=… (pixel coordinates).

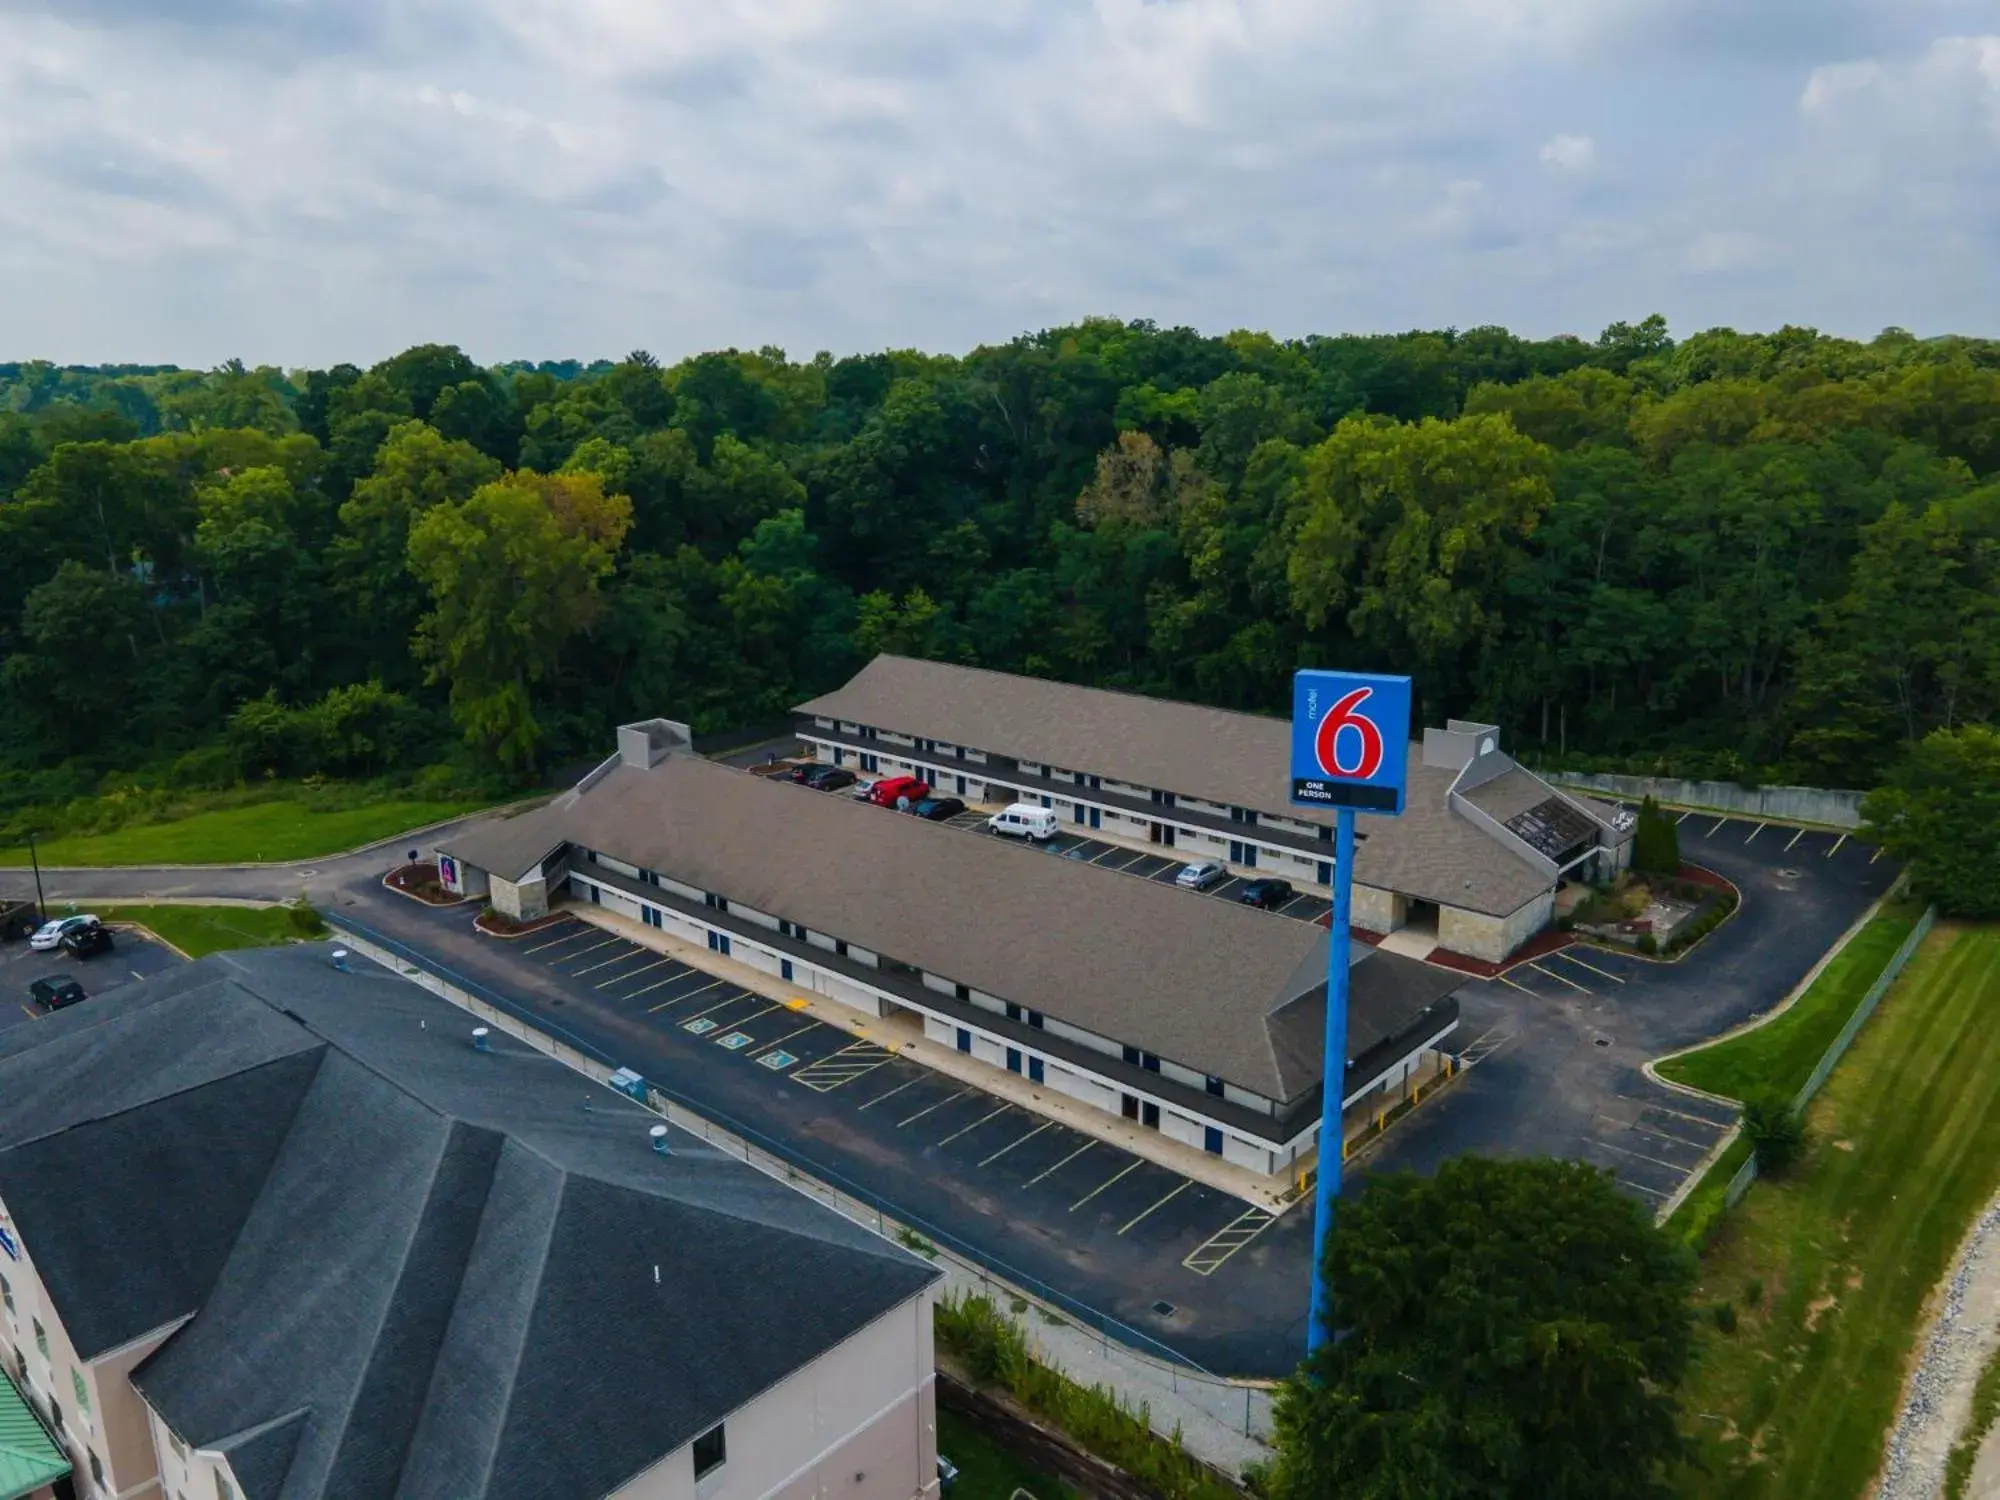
left=1593, top=1036, right=1611, bottom=1048
left=1152, top=1300, right=1177, bottom=1317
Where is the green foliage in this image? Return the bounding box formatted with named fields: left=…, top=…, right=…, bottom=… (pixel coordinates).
left=97, top=903, right=318, bottom=958
left=1713, top=1301, right=1738, bottom=1334
left=285, top=895, right=327, bottom=937
left=1632, top=795, right=1681, bottom=874
left=1862, top=726, right=2000, bottom=917
left=933, top=1295, right=1238, bottom=1500
left=1741, top=1091, right=1808, bottom=1176
left=1944, top=1337, right=2000, bottom=1499
left=1271, top=1156, right=1694, bottom=1500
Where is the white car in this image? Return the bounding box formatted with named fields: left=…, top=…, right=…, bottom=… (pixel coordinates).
left=1176, top=860, right=1226, bottom=891
left=30, top=915, right=100, bottom=952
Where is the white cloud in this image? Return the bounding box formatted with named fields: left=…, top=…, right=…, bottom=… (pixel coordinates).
left=1538, top=133, right=1596, bottom=174
left=0, top=2, right=1994, bottom=364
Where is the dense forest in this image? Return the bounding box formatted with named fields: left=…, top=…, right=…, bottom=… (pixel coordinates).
left=2, top=317, right=1996, bottom=815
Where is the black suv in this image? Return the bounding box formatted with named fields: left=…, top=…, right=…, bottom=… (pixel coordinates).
left=791, top=763, right=857, bottom=792
left=60, top=922, right=112, bottom=958
left=1238, top=878, right=1295, bottom=911
left=30, top=976, right=86, bottom=1011
left=910, top=796, right=966, bottom=822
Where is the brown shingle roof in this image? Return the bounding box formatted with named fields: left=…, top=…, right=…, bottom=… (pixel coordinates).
left=796, top=656, right=1558, bottom=917
left=449, top=755, right=1457, bottom=1101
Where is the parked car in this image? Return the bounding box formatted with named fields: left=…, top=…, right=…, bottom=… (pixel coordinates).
left=987, top=803, right=1059, bottom=841
left=865, top=775, right=931, bottom=809
left=60, top=922, right=112, bottom=958
left=0, top=900, right=41, bottom=942
left=29, top=914, right=100, bottom=952
left=29, top=975, right=86, bottom=1011
left=1237, top=878, right=1295, bottom=911
left=909, top=796, right=965, bottom=822
left=1176, top=859, right=1226, bottom=891
left=789, top=762, right=855, bottom=791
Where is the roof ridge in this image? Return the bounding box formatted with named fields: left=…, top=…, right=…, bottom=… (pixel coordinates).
left=827, top=652, right=1294, bottom=725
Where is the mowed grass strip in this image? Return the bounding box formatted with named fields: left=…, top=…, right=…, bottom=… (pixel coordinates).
left=99, top=903, right=311, bottom=959
left=1677, top=924, right=2000, bottom=1499
left=1659, top=901, right=1922, bottom=1102
left=0, top=797, right=483, bottom=867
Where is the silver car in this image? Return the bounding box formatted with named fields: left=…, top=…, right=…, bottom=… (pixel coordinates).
left=29, top=914, right=100, bottom=951
left=1176, top=860, right=1225, bottom=891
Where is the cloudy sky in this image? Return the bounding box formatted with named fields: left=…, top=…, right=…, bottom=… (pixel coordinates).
left=1, top=0, right=1996, bottom=367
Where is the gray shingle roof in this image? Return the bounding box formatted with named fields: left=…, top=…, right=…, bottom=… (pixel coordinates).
left=793, top=655, right=1564, bottom=916
left=2, top=945, right=935, bottom=1500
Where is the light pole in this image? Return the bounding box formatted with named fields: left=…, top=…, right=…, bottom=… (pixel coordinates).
left=1306, top=806, right=1356, bottom=1354
left=26, top=830, right=46, bottom=916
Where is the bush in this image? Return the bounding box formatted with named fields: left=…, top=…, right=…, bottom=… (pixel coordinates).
left=1636, top=933, right=1658, bottom=955
left=1713, top=1301, right=1738, bottom=1334
left=1742, top=1091, right=1807, bottom=1176
left=1632, top=794, right=1681, bottom=875
left=285, top=896, right=326, bottom=938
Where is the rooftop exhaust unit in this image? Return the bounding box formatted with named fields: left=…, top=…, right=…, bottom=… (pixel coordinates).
left=649, top=1124, right=671, bottom=1157
left=471, top=1026, right=491, bottom=1053
left=330, top=949, right=349, bottom=971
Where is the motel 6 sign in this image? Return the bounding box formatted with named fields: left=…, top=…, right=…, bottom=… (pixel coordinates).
left=1289, top=670, right=1412, bottom=815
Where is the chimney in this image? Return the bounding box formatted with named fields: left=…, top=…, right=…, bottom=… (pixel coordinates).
left=471, top=1026, right=491, bottom=1053
left=649, top=1124, right=671, bottom=1157
left=330, top=949, right=349, bottom=971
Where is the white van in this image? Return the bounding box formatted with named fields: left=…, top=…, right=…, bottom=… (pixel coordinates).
left=987, top=803, right=1059, bottom=841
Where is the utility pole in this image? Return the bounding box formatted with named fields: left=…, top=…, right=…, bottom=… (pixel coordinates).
left=26, top=830, right=46, bottom=916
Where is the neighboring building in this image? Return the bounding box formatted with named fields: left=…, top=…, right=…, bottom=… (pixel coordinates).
left=0, top=945, right=940, bottom=1500
left=439, top=723, right=1462, bottom=1178
left=794, top=656, right=1636, bottom=963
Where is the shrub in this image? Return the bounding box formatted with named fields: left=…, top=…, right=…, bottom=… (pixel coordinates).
left=285, top=896, right=326, bottom=938
left=1713, top=1301, right=1738, bottom=1334
left=1744, top=1277, right=1763, bottom=1307
left=1632, top=794, right=1681, bottom=875
left=1636, top=933, right=1658, bottom=955
left=1742, top=1091, right=1807, bottom=1176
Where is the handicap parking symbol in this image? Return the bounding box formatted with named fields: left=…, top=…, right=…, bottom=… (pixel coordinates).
left=716, top=1031, right=753, bottom=1051
left=756, top=1050, right=797, bottom=1071
left=684, top=1017, right=718, bottom=1035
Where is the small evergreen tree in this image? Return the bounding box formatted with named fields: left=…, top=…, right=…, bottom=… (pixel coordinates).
left=1633, top=794, right=1681, bottom=875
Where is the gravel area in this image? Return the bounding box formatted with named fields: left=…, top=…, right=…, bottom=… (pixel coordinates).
left=1877, top=1197, right=2000, bottom=1497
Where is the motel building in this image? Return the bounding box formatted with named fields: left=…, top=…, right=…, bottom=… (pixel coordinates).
left=0, top=945, right=941, bottom=1500
left=438, top=721, right=1465, bottom=1180
left=794, top=655, right=1637, bottom=965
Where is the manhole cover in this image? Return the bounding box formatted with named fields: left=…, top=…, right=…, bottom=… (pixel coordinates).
left=1593, top=1036, right=1612, bottom=1048
left=1776, top=868, right=1802, bottom=880
left=1152, top=1300, right=1177, bottom=1317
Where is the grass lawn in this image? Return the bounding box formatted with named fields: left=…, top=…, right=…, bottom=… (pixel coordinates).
left=0, top=796, right=487, bottom=867
left=99, top=904, right=318, bottom=958
left=1658, top=900, right=1922, bottom=1102
left=936, top=1407, right=1075, bottom=1500
left=1676, top=923, right=2000, bottom=1498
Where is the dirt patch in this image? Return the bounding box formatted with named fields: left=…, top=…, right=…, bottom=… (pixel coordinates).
left=1807, top=1294, right=1840, bottom=1332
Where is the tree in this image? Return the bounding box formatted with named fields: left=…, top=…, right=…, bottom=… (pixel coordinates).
left=1271, top=1157, right=1694, bottom=1500
left=407, top=471, right=632, bottom=768
left=1861, top=725, right=2000, bottom=917
left=1741, top=1091, right=1806, bottom=1175
left=1631, top=795, right=1680, bottom=875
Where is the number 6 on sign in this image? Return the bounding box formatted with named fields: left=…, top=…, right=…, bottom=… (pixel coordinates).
left=1290, top=671, right=1411, bottom=814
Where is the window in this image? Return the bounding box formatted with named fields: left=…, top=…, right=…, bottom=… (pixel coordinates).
left=32, top=1317, right=46, bottom=1360
left=835, top=939, right=849, bottom=957
left=1121, top=1044, right=1140, bottom=1065
left=692, top=1423, right=727, bottom=1481
left=1005, top=1002, right=1021, bottom=1022
left=703, top=892, right=729, bottom=913
left=72, top=1367, right=90, bottom=1419
left=1141, top=1053, right=1161, bottom=1073
left=1206, top=1076, right=1225, bottom=1098
left=1028, top=1010, right=1044, bottom=1029
left=954, top=982, right=970, bottom=1002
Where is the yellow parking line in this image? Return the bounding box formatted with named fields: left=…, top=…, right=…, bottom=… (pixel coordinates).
left=937, top=1104, right=1011, bottom=1147
left=979, top=1120, right=1055, bottom=1167
left=623, top=965, right=694, bottom=999
left=897, top=1088, right=970, bottom=1129
left=1708, top=818, right=1728, bottom=837
left=648, top=976, right=726, bottom=1012
left=1529, top=961, right=1589, bottom=995
left=1026, top=1140, right=1094, bottom=1186
left=751, top=1021, right=820, bottom=1058
left=1744, top=822, right=1765, bottom=844
left=573, top=945, right=648, bottom=977
left=682, top=990, right=758, bottom=1025
left=1181, top=1207, right=1276, bottom=1275
left=1069, top=1159, right=1142, bottom=1212
left=1551, top=950, right=1625, bottom=984
left=1496, top=973, right=1539, bottom=996
left=554, top=934, right=623, bottom=964
left=526, top=925, right=592, bottom=954
left=1119, top=1179, right=1192, bottom=1235
left=1826, top=833, right=1847, bottom=858
left=722, top=1002, right=783, bottom=1031
left=1674, top=810, right=1692, bottom=824
left=20, top=1005, right=39, bottom=1021
left=600, top=956, right=673, bottom=990
left=1784, top=827, right=1806, bottom=852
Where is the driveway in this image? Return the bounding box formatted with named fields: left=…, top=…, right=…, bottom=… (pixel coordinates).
left=0, top=925, right=185, bottom=1034
left=1358, top=815, right=1899, bottom=1209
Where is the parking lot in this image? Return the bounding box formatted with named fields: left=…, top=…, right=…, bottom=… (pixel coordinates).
left=332, top=886, right=1322, bottom=1375
left=1360, top=810, right=1899, bottom=1210
left=0, top=920, right=183, bottom=1034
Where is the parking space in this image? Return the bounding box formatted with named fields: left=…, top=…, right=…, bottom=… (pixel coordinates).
left=488, top=913, right=1282, bottom=1344
left=0, top=922, right=184, bottom=1034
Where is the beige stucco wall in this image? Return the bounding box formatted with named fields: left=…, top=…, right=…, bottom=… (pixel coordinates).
left=1437, top=890, right=1555, bottom=963
left=611, top=1294, right=939, bottom=1500
left=489, top=872, right=550, bottom=922
left=1350, top=884, right=1403, bottom=936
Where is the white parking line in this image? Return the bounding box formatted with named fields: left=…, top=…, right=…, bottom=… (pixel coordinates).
left=1591, top=1136, right=1689, bottom=1174
left=1616, top=1175, right=1671, bottom=1200
left=600, top=956, right=674, bottom=990
left=1529, top=961, right=1589, bottom=995
left=1025, top=1139, right=1095, bottom=1187
left=573, top=945, right=648, bottom=977
left=554, top=934, right=623, bottom=964
left=1495, top=973, right=1540, bottom=997
left=624, top=966, right=696, bottom=1000
left=1610, top=1094, right=1732, bottom=1132
left=897, top=1088, right=971, bottom=1129
left=1744, top=822, right=1766, bottom=844
left=978, top=1120, right=1056, bottom=1167
left=1826, top=833, right=1847, bottom=858
left=1595, top=1113, right=1711, bottom=1150
left=1784, top=827, right=1807, bottom=852
left=1549, top=950, right=1625, bottom=984
left=750, top=1021, right=820, bottom=1058
left=1708, top=817, right=1729, bottom=837
left=937, top=1103, right=1012, bottom=1146
left=858, top=1076, right=925, bottom=1111
left=648, top=976, right=726, bottom=1012
left=1118, top=1180, right=1192, bottom=1236
left=525, top=925, right=592, bottom=954
left=1274, top=894, right=1314, bottom=917
left=1870, top=846, right=1885, bottom=864
left=1069, top=1159, right=1143, bottom=1212
left=1675, top=810, right=1692, bottom=825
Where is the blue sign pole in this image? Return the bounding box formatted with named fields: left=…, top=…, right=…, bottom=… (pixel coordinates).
left=1306, top=806, right=1355, bottom=1354
left=1289, top=668, right=1411, bottom=1360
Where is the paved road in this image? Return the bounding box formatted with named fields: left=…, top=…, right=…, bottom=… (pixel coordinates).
left=1360, top=815, right=1898, bottom=1208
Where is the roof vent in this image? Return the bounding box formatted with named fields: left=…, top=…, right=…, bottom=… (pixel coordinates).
left=649, top=1124, right=672, bottom=1157
left=330, top=948, right=349, bottom=971
left=471, top=1026, right=491, bottom=1053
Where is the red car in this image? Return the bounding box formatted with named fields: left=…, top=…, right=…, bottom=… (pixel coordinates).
left=865, top=775, right=931, bottom=808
